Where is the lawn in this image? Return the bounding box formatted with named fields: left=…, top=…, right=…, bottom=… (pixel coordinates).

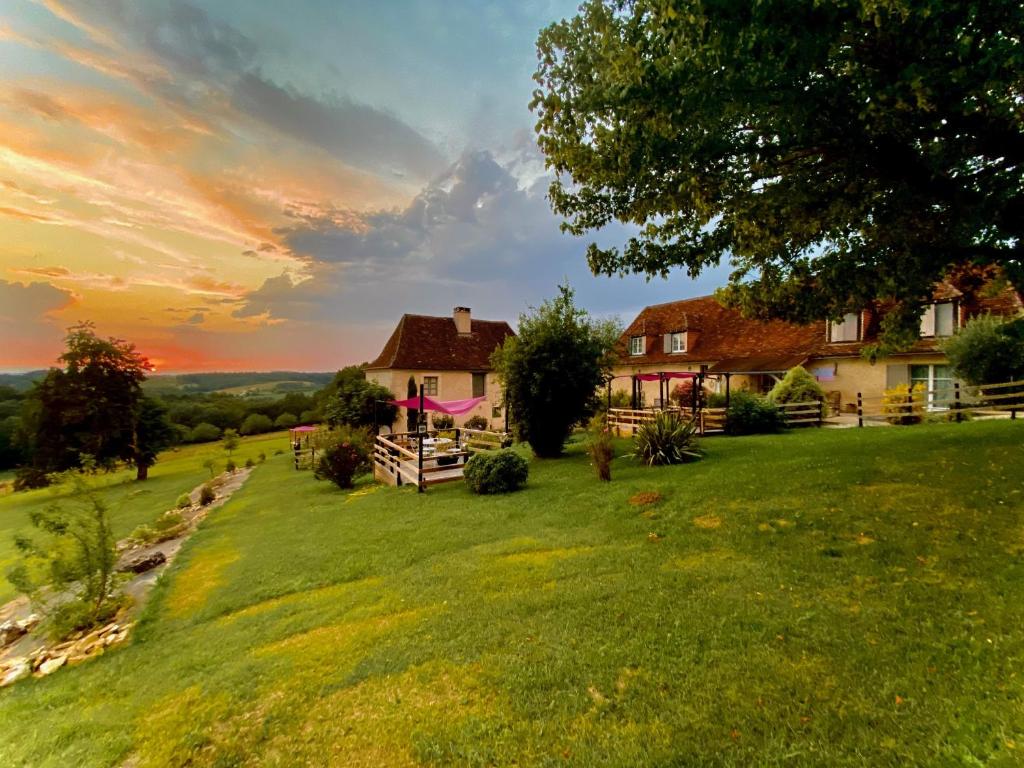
left=0, top=432, right=291, bottom=604
left=1, top=421, right=1023, bottom=766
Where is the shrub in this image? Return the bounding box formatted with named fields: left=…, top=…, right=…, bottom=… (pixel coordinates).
left=725, top=391, right=784, bottom=435
left=189, top=422, right=221, bottom=443
left=221, top=428, right=239, bottom=456
left=314, top=428, right=371, bottom=489
left=882, top=382, right=926, bottom=425
left=225, top=459, right=236, bottom=473
left=942, top=314, right=1024, bottom=385
left=769, top=366, right=825, bottom=405
left=240, top=413, right=274, bottom=435
left=13, top=466, right=50, bottom=491
left=463, top=414, right=489, bottom=431
left=273, top=448, right=284, bottom=456
left=431, top=413, right=455, bottom=430
left=202, top=457, right=217, bottom=478
left=7, top=470, right=119, bottom=638
left=176, top=493, right=192, bottom=509
left=706, top=392, right=727, bottom=408
left=634, top=411, right=702, bottom=465
left=463, top=450, right=529, bottom=494
left=585, top=415, right=614, bottom=481
left=199, top=484, right=216, bottom=506
left=129, top=511, right=186, bottom=546
left=258, top=451, right=267, bottom=463
left=245, top=457, right=255, bottom=468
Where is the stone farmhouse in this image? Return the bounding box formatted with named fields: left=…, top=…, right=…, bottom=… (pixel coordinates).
left=613, top=272, right=1022, bottom=413
left=366, top=307, right=515, bottom=431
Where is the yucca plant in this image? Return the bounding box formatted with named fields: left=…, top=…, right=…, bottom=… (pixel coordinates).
left=634, top=411, right=702, bottom=466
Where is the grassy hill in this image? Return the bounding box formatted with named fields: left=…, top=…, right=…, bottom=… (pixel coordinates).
left=1, top=422, right=1023, bottom=766
left=1, top=371, right=334, bottom=398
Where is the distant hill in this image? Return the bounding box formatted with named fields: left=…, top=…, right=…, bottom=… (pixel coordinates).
left=0, top=371, right=334, bottom=397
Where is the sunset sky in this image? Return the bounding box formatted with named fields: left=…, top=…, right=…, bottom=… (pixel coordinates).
left=0, top=0, right=727, bottom=372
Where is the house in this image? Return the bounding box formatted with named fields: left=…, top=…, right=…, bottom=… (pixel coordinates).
left=614, top=273, right=1022, bottom=412
left=366, top=307, right=515, bottom=431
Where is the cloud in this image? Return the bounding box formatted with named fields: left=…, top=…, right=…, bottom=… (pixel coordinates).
left=236, top=149, right=730, bottom=330
left=0, top=280, right=75, bottom=367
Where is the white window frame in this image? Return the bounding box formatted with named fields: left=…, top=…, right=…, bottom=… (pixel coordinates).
left=422, top=375, right=439, bottom=396
left=910, top=364, right=954, bottom=411
left=828, top=313, right=860, bottom=343
left=630, top=336, right=645, bottom=356
left=670, top=332, right=686, bottom=353
left=919, top=302, right=957, bottom=338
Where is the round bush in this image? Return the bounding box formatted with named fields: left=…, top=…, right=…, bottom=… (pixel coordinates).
left=463, top=450, right=529, bottom=494
left=768, top=366, right=825, bottom=404
left=176, top=493, right=192, bottom=509
left=314, top=436, right=370, bottom=489
left=432, top=413, right=455, bottom=430
left=245, top=457, right=255, bottom=468
left=189, top=422, right=221, bottom=443
left=225, top=459, right=237, bottom=473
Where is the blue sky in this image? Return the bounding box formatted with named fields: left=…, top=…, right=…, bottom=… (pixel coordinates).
left=0, top=0, right=727, bottom=370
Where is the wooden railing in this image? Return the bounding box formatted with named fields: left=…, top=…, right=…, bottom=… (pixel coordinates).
left=372, top=428, right=511, bottom=491
left=856, top=379, right=1024, bottom=425
left=608, top=399, right=823, bottom=436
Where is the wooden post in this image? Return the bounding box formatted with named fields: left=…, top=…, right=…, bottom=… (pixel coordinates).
left=631, top=376, right=638, bottom=410
left=418, top=383, right=425, bottom=493
left=857, top=392, right=863, bottom=427
left=724, top=373, right=732, bottom=410
left=606, top=378, right=612, bottom=413
left=692, top=374, right=699, bottom=415
left=954, top=381, right=961, bottom=422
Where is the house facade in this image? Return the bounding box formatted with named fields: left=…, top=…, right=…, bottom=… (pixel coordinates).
left=614, top=275, right=1022, bottom=412
left=366, top=307, right=515, bottom=431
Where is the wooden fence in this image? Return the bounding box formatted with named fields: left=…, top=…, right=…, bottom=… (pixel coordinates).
left=855, top=379, right=1024, bottom=426
left=372, top=428, right=510, bottom=491
left=607, top=400, right=823, bottom=436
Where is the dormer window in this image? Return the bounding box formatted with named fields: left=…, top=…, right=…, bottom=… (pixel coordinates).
left=630, top=335, right=645, bottom=356
left=920, top=302, right=958, bottom=337
left=670, top=332, right=686, bottom=353
left=828, top=313, right=860, bottom=343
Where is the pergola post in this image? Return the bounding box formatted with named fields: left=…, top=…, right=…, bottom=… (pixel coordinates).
left=417, top=383, right=425, bottom=493
left=725, top=373, right=732, bottom=410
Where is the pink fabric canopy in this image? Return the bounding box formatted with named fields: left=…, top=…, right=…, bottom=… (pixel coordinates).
left=389, top=395, right=487, bottom=415
left=290, top=425, right=318, bottom=433
left=633, top=372, right=699, bottom=381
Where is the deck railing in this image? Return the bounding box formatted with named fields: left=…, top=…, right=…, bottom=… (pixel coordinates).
left=608, top=399, right=823, bottom=436
left=372, top=428, right=511, bottom=491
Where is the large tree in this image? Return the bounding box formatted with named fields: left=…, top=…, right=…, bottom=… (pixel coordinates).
left=493, top=284, right=620, bottom=457
left=25, top=323, right=151, bottom=474
left=533, top=0, right=1024, bottom=349
left=322, top=366, right=398, bottom=430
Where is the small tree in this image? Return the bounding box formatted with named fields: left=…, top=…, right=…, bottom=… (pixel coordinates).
left=585, top=415, right=614, bottom=481
left=189, top=422, right=221, bottom=443
left=7, top=462, right=120, bottom=637
left=202, top=457, right=217, bottom=478
left=274, top=412, right=298, bottom=429
left=493, top=284, right=621, bottom=457
left=406, top=375, right=418, bottom=432
left=942, top=315, right=1024, bottom=386
left=323, top=366, right=397, bottom=430
left=132, top=396, right=174, bottom=481
left=222, top=428, right=240, bottom=456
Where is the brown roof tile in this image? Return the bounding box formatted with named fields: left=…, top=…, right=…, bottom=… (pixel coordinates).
left=367, top=314, right=515, bottom=371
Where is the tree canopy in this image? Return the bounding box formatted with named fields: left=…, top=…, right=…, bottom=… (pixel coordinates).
left=533, top=0, right=1024, bottom=348
left=941, top=314, right=1024, bottom=385
left=323, top=366, right=397, bottom=430
left=493, top=284, right=620, bottom=457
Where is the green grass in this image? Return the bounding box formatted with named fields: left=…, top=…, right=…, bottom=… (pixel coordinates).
left=1, top=421, right=1023, bottom=766
left=0, top=432, right=290, bottom=604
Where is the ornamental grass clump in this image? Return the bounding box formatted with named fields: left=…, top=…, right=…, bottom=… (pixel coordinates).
left=585, top=415, right=614, bottom=481
left=463, top=450, right=529, bottom=494
left=634, top=411, right=702, bottom=466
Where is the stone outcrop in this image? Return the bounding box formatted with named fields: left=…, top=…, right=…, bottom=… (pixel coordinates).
left=120, top=551, right=167, bottom=574
left=0, top=620, right=133, bottom=686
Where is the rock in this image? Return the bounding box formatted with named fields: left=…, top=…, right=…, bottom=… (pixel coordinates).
left=1, top=659, right=30, bottom=687
left=17, top=614, right=40, bottom=632
left=121, top=551, right=167, bottom=574
left=37, top=655, right=67, bottom=676
left=0, top=620, right=27, bottom=647
left=99, top=623, right=119, bottom=636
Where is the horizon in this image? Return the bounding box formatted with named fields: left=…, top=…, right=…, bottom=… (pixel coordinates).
left=0, top=0, right=728, bottom=373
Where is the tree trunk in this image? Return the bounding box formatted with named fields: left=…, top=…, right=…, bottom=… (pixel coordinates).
left=136, top=463, right=149, bottom=481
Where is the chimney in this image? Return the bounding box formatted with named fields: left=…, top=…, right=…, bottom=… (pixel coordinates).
left=453, top=306, right=472, bottom=335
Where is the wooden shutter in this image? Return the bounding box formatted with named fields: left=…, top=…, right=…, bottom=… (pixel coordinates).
left=885, top=364, right=909, bottom=388
left=663, top=334, right=672, bottom=353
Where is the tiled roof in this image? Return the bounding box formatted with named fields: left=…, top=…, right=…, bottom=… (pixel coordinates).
left=618, top=278, right=1022, bottom=367
left=366, top=314, right=515, bottom=371
left=618, top=295, right=825, bottom=367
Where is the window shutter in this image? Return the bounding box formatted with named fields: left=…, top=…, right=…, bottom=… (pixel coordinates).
left=919, top=304, right=935, bottom=336
left=885, top=364, right=909, bottom=388
left=663, top=334, right=671, bottom=353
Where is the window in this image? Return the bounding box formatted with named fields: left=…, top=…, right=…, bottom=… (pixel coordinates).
left=920, top=302, right=957, bottom=337
left=423, top=376, right=438, bottom=396
left=911, top=364, right=954, bottom=410
left=670, top=332, right=686, bottom=353
left=828, top=313, right=860, bottom=342
left=472, top=372, right=486, bottom=398
left=630, top=336, right=645, bottom=355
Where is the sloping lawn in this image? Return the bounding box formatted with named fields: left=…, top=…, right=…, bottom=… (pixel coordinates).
left=0, top=432, right=290, bottom=604
left=1, top=421, right=1023, bottom=766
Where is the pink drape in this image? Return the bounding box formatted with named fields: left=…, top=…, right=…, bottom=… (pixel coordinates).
left=389, top=395, right=487, bottom=415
